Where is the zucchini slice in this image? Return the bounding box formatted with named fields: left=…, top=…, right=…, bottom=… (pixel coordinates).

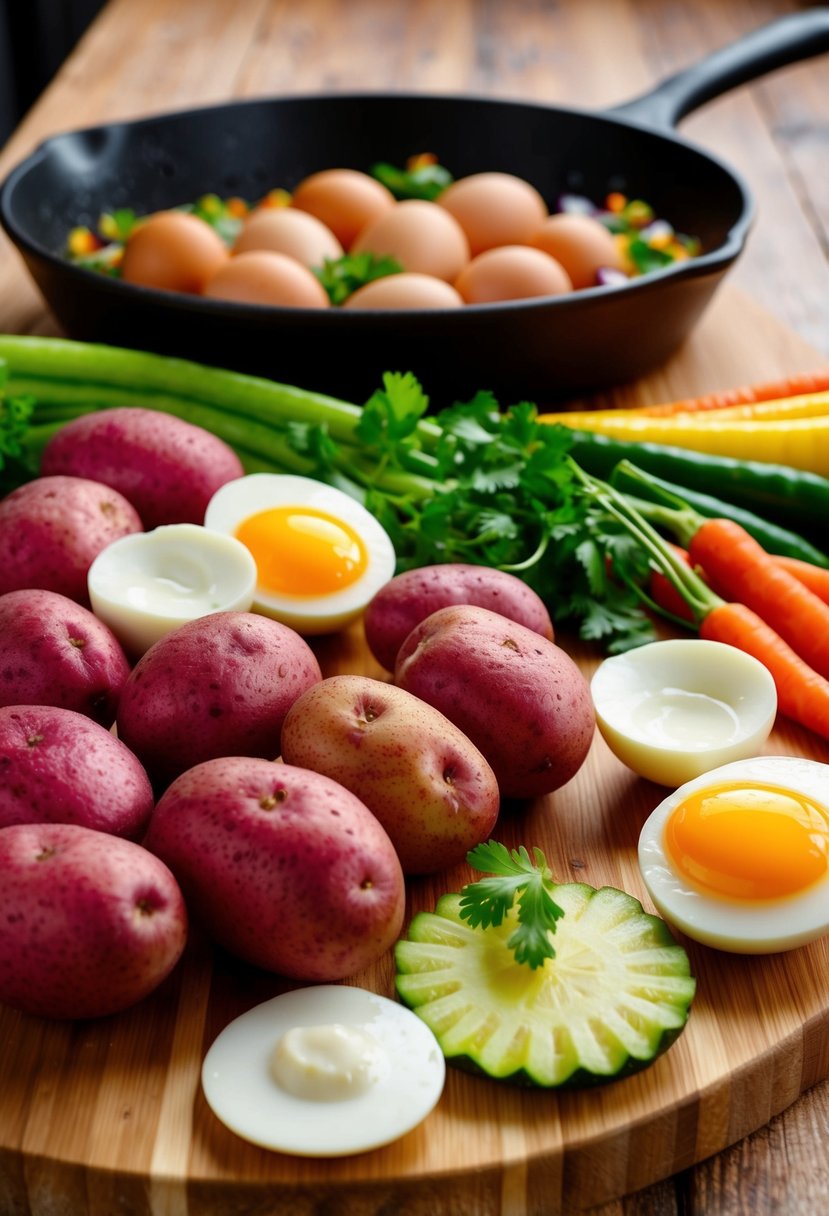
left=394, top=883, right=695, bottom=1088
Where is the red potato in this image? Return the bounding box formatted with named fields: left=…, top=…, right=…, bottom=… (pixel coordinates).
left=40, top=407, right=245, bottom=529
left=394, top=604, right=595, bottom=800
left=116, top=611, right=322, bottom=788
left=280, top=675, right=501, bottom=874
left=0, top=822, right=187, bottom=1019
left=364, top=562, right=555, bottom=671
left=0, top=705, right=154, bottom=839
left=0, top=588, right=130, bottom=727
left=144, top=757, right=405, bottom=980
left=0, top=475, right=142, bottom=606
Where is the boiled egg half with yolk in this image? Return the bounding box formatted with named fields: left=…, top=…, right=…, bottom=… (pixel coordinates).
left=201, top=984, right=445, bottom=1155
left=204, top=474, right=395, bottom=634
left=638, top=755, right=829, bottom=954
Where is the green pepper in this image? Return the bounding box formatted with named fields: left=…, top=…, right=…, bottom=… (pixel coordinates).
left=567, top=430, right=829, bottom=545
left=609, top=462, right=829, bottom=568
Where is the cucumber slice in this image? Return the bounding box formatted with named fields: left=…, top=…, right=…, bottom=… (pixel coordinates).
left=395, top=883, right=695, bottom=1088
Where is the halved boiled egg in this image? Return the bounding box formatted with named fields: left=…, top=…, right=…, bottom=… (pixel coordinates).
left=638, top=755, right=829, bottom=954
left=201, top=984, right=445, bottom=1156
left=204, top=474, right=396, bottom=634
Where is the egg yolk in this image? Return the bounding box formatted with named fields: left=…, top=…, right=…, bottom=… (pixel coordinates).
left=664, top=780, right=829, bottom=901
left=234, top=505, right=367, bottom=596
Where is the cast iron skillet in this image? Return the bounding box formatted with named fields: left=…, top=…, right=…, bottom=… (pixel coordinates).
left=2, top=10, right=829, bottom=404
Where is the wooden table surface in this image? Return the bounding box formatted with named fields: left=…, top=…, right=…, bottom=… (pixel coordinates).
left=0, top=2, right=828, bottom=1214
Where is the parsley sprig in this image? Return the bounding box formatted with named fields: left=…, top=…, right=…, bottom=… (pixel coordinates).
left=459, top=842, right=565, bottom=969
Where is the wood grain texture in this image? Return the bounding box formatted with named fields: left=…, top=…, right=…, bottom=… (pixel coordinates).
left=0, top=2, right=828, bottom=1213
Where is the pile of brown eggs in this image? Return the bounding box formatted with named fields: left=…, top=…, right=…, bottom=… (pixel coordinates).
left=118, top=167, right=633, bottom=310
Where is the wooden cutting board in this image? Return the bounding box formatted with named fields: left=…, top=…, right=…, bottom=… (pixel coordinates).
left=1, top=286, right=828, bottom=1216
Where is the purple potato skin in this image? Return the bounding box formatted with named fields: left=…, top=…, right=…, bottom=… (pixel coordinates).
left=364, top=563, right=555, bottom=671
left=116, top=611, right=322, bottom=789
left=0, top=822, right=187, bottom=1019
left=41, top=407, right=245, bottom=529
left=0, top=705, right=154, bottom=839
left=0, top=475, right=143, bottom=606
left=394, top=604, right=595, bottom=800
left=0, top=588, right=130, bottom=727
left=144, top=757, right=405, bottom=980
left=280, top=674, right=500, bottom=874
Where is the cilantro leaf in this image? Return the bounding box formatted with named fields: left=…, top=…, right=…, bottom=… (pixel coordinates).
left=314, top=252, right=403, bottom=306
left=370, top=158, right=453, bottom=201
left=459, top=842, right=565, bottom=969
left=356, top=371, right=430, bottom=448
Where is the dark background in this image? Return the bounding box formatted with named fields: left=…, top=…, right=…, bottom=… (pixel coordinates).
left=0, top=1, right=105, bottom=145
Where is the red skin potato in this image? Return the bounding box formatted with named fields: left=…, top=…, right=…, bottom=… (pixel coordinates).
left=40, top=407, right=245, bottom=529
left=394, top=604, right=595, bottom=800
left=364, top=562, right=554, bottom=671
left=0, top=475, right=143, bottom=606
left=144, top=757, right=405, bottom=980
left=0, top=822, right=187, bottom=1019
left=116, top=611, right=322, bottom=789
left=0, top=705, right=154, bottom=840
left=280, top=674, right=501, bottom=874
left=0, top=588, right=130, bottom=728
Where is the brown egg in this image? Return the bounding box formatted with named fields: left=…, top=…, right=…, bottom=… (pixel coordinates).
left=343, top=273, right=464, bottom=309
left=437, top=172, right=548, bottom=256
left=290, top=169, right=396, bottom=249
left=202, top=251, right=330, bottom=308
left=121, top=211, right=229, bottom=294
left=454, top=246, right=573, bottom=304
left=530, top=213, right=628, bottom=290
left=232, top=207, right=344, bottom=267
left=351, top=201, right=470, bottom=283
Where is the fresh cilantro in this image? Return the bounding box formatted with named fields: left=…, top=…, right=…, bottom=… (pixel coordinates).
left=99, top=208, right=140, bottom=242
left=313, top=252, right=403, bottom=306
left=370, top=158, right=453, bottom=201
left=625, top=237, right=676, bottom=275
left=459, top=842, right=565, bottom=969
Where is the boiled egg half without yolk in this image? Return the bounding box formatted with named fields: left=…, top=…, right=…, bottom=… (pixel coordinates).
left=638, top=755, right=829, bottom=954
left=204, top=474, right=396, bottom=634
left=201, top=984, right=445, bottom=1155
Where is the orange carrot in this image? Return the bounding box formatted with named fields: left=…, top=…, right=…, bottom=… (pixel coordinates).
left=653, top=544, right=829, bottom=614
left=772, top=554, right=829, bottom=606
left=688, top=518, right=829, bottom=680
left=700, top=601, right=829, bottom=740
left=640, top=369, right=829, bottom=417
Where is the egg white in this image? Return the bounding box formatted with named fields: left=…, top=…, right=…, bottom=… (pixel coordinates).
left=638, top=755, right=829, bottom=954
left=201, top=984, right=445, bottom=1156
left=88, top=523, right=257, bottom=654
left=591, top=638, right=777, bottom=786
left=203, top=474, right=396, bottom=634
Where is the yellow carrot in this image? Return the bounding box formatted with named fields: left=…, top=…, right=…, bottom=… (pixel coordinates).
left=538, top=413, right=829, bottom=476
left=540, top=390, right=829, bottom=428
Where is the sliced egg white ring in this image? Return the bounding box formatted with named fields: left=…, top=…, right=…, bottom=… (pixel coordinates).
left=201, top=985, right=445, bottom=1156
left=204, top=474, right=396, bottom=634
left=638, top=755, right=829, bottom=955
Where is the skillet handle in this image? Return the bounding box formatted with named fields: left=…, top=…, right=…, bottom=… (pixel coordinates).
left=609, top=8, right=829, bottom=130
